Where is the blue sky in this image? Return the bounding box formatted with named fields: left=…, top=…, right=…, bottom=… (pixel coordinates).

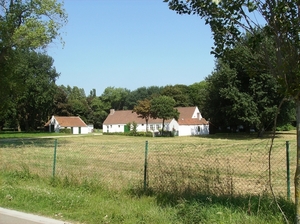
left=48, top=0, right=216, bottom=96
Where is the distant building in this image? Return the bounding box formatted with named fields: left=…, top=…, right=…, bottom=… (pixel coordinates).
left=103, top=106, right=209, bottom=136
left=45, top=116, right=90, bottom=134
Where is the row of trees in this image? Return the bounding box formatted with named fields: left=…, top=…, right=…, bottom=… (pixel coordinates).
left=0, top=30, right=296, bottom=132
left=1, top=1, right=294, bottom=136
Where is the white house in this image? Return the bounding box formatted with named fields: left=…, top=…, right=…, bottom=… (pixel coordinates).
left=176, top=107, right=209, bottom=136
left=102, top=109, right=172, bottom=133
left=45, top=116, right=90, bottom=134
left=103, top=107, right=209, bottom=136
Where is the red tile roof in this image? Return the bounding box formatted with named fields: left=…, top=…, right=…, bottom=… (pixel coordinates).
left=176, top=107, right=196, bottom=119
left=176, top=107, right=209, bottom=125
left=177, top=117, right=208, bottom=125
left=103, top=107, right=208, bottom=125
left=103, top=110, right=167, bottom=125
left=45, top=116, right=87, bottom=127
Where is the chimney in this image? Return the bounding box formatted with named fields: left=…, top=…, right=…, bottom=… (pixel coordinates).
left=110, top=109, right=115, bottom=115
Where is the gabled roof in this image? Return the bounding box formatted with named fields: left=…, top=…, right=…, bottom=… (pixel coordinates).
left=176, top=107, right=209, bottom=125
left=177, top=117, right=208, bottom=125
left=103, top=110, right=168, bottom=125
left=45, top=116, right=87, bottom=127
left=176, top=107, right=197, bottom=119
left=103, top=107, right=208, bottom=126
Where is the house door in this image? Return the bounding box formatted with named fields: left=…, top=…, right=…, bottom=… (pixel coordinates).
left=124, top=125, right=130, bottom=133
left=79, top=127, right=81, bottom=134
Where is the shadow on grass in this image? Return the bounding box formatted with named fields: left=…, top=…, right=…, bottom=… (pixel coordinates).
left=193, top=131, right=295, bottom=141
left=0, top=137, right=57, bottom=148
left=129, top=186, right=295, bottom=223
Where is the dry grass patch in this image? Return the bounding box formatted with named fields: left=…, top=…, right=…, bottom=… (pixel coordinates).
left=0, top=132, right=296, bottom=196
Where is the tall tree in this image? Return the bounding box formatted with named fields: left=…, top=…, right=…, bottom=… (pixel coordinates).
left=101, top=87, right=130, bottom=111
left=150, top=96, right=179, bottom=133
left=87, top=97, right=108, bottom=129
left=205, top=59, right=293, bottom=135
left=0, top=0, right=67, bottom=112
left=164, top=0, right=300, bottom=219
left=51, top=85, right=72, bottom=117
left=188, top=81, right=208, bottom=112
left=124, top=86, right=163, bottom=110
left=132, top=99, right=152, bottom=132
left=161, top=84, right=192, bottom=107
left=11, top=50, right=59, bottom=131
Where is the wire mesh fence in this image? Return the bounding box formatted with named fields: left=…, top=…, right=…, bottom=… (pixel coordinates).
left=148, top=141, right=296, bottom=198
left=0, top=137, right=296, bottom=199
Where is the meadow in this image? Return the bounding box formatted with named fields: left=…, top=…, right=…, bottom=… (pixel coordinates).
left=0, top=132, right=297, bottom=223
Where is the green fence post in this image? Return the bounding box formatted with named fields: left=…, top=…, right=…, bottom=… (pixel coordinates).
left=144, top=141, right=149, bottom=191
left=53, top=139, right=57, bottom=178
left=286, top=141, right=291, bottom=200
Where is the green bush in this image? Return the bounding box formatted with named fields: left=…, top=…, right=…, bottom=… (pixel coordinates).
left=276, top=124, right=295, bottom=131
left=103, top=131, right=153, bottom=137
left=59, top=128, right=72, bottom=134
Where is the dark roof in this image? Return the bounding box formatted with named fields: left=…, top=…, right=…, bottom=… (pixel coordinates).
left=45, top=116, right=87, bottom=127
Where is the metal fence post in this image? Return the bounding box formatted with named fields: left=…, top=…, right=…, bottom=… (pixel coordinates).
left=286, top=141, right=291, bottom=200
left=144, top=141, right=149, bottom=191
left=53, top=139, right=57, bottom=178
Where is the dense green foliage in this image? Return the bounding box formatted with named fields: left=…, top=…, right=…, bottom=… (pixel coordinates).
left=0, top=50, right=59, bottom=131
left=0, top=0, right=67, bottom=111
left=150, top=96, right=179, bottom=133
left=204, top=34, right=295, bottom=134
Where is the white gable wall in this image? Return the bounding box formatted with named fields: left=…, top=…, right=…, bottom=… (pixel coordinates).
left=178, top=124, right=209, bottom=136
left=191, top=107, right=201, bottom=119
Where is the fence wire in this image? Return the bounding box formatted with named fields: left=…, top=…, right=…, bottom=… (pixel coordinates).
left=0, top=138, right=296, bottom=199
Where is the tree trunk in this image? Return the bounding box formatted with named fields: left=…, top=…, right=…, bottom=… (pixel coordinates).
left=146, top=118, right=149, bottom=132
left=295, top=99, right=300, bottom=223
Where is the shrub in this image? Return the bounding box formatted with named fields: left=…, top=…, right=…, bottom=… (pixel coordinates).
left=59, top=128, right=71, bottom=134
left=276, top=123, right=295, bottom=131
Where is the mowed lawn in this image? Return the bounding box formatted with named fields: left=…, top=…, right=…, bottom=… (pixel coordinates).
left=0, top=132, right=297, bottom=193
left=0, top=132, right=297, bottom=223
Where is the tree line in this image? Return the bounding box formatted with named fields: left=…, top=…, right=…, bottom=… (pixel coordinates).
left=0, top=0, right=295, bottom=135
left=0, top=32, right=295, bottom=133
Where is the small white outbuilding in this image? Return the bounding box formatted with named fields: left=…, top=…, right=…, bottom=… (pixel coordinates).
left=45, top=115, right=90, bottom=134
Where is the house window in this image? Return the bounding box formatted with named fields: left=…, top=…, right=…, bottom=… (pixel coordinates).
left=107, top=125, right=109, bottom=129
left=150, top=125, right=154, bottom=130
left=118, top=125, right=120, bottom=128
left=110, top=125, right=112, bottom=128
left=156, top=124, right=160, bottom=130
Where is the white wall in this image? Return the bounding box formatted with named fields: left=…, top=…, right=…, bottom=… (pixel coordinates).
left=104, top=124, right=124, bottom=133
left=103, top=121, right=179, bottom=133
left=178, top=125, right=209, bottom=136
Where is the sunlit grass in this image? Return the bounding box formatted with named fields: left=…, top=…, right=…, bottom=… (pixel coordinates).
left=0, top=131, right=297, bottom=223
left=0, top=171, right=295, bottom=224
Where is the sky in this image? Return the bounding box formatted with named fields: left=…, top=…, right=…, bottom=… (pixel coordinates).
left=47, top=0, right=216, bottom=96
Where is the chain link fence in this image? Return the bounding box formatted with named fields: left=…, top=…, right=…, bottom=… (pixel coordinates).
left=0, top=137, right=295, bottom=199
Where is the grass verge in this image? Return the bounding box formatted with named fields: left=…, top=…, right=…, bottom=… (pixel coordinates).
left=0, top=170, right=295, bottom=224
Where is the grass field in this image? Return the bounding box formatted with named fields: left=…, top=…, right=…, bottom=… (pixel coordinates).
left=0, top=131, right=297, bottom=223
